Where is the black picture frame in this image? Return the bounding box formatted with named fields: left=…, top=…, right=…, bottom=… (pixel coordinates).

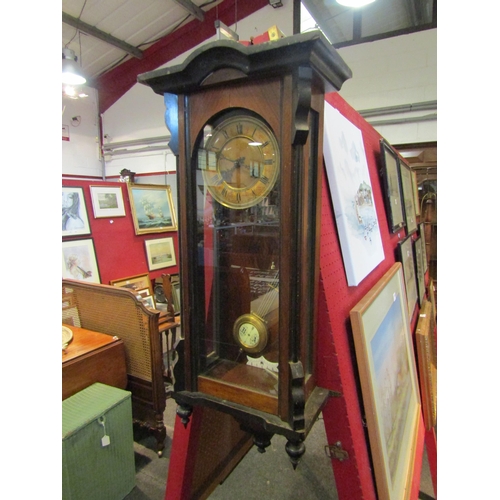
left=399, top=158, right=418, bottom=235
left=397, top=235, right=418, bottom=319
left=379, top=139, right=405, bottom=233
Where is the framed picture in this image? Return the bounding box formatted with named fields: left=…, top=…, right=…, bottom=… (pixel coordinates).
left=127, top=183, right=177, bottom=235
left=323, top=103, right=385, bottom=286
left=411, top=170, right=420, bottom=216
left=62, top=187, right=91, bottom=237
left=110, top=273, right=153, bottom=296
left=62, top=238, right=100, bottom=283
left=145, top=237, right=177, bottom=271
left=418, top=223, right=428, bottom=273
left=170, top=274, right=181, bottom=315
left=350, top=263, right=420, bottom=500
left=397, top=235, right=418, bottom=319
left=415, top=300, right=437, bottom=430
left=398, top=159, right=418, bottom=234
left=141, top=295, right=156, bottom=309
left=379, top=140, right=405, bottom=233
left=413, top=236, right=425, bottom=307
left=90, top=185, right=126, bottom=218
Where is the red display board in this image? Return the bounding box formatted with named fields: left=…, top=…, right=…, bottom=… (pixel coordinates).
left=62, top=179, right=180, bottom=285
left=162, top=92, right=435, bottom=499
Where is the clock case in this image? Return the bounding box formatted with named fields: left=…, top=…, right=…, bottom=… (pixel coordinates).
left=139, top=31, right=351, bottom=463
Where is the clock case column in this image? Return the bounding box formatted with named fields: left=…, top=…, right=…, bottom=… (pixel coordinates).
left=138, top=31, right=352, bottom=464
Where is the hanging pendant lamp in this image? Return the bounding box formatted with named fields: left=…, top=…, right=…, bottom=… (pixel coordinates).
left=62, top=48, right=86, bottom=85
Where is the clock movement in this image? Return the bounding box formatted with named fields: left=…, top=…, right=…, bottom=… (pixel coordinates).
left=139, top=30, right=351, bottom=466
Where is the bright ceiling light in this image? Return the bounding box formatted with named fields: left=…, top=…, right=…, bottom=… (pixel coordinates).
left=336, top=0, right=376, bottom=7
left=62, top=48, right=86, bottom=85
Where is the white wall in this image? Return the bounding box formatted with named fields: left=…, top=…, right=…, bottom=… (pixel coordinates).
left=62, top=85, right=102, bottom=177
left=337, top=29, right=437, bottom=144
left=62, top=1, right=437, bottom=179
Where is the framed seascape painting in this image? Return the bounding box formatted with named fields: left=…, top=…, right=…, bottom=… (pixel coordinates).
left=323, top=103, right=385, bottom=286
left=90, top=185, right=126, bottom=218
left=397, top=235, right=418, bottom=319
left=62, top=187, right=91, bottom=237
left=415, top=300, right=437, bottom=431
left=379, top=140, right=405, bottom=233
left=127, top=184, right=178, bottom=235
left=62, top=238, right=100, bottom=283
left=413, top=236, right=426, bottom=307
left=350, top=263, right=420, bottom=500
left=398, top=159, right=418, bottom=235
left=145, top=237, right=177, bottom=271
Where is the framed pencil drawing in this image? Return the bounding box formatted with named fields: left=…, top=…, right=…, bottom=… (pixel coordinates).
left=397, top=235, right=418, bottom=319
left=415, top=300, right=437, bottom=430
left=145, top=237, right=177, bottom=271
left=62, top=238, right=100, bottom=283
left=62, top=187, right=91, bottom=237
left=379, top=140, right=405, bottom=233
left=398, top=159, right=417, bottom=235
left=90, top=185, right=126, bottom=218
left=127, top=183, right=177, bottom=235
left=350, top=263, right=420, bottom=500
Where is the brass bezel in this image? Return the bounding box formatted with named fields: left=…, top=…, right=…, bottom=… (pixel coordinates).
left=233, top=312, right=269, bottom=354
left=201, top=114, right=280, bottom=209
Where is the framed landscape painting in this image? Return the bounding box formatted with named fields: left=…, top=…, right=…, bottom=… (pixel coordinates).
left=145, top=237, right=177, bottom=271
left=398, top=159, right=418, bottom=235
left=62, top=187, right=91, bottom=237
left=413, top=236, right=426, bottom=307
left=350, top=263, right=420, bottom=500
left=110, top=273, right=153, bottom=296
left=90, top=185, right=126, bottom=218
left=397, top=235, right=418, bottom=319
left=127, top=184, right=177, bottom=235
left=62, top=238, right=100, bottom=283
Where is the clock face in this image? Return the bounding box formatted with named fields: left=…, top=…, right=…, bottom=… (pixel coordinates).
left=233, top=313, right=269, bottom=354
left=200, top=114, right=280, bottom=209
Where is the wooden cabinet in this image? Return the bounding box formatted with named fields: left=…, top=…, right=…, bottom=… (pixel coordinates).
left=62, top=325, right=127, bottom=400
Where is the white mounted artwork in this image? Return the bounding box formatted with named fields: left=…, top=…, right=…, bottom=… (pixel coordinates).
left=323, top=103, right=385, bottom=286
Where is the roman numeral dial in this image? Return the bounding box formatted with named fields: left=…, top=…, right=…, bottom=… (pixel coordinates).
left=200, top=114, right=280, bottom=209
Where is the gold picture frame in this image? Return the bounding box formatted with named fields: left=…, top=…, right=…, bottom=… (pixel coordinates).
left=415, top=300, right=437, bottom=430
left=109, top=273, right=153, bottom=297
left=127, top=183, right=177, bottom=235
left=350, top=263, right=421, bottom=500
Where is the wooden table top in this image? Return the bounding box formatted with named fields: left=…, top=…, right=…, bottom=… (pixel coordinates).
left=62, top=324, right=121, bottom=364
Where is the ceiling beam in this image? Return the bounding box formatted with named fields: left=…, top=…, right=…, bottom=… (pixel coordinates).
left=173, top=0, right=205, bottom=21
left=62, top=12, right=144, bottom=59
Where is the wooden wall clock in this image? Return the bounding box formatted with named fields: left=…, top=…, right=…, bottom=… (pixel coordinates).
left=139, top=31, right=351, bottom=466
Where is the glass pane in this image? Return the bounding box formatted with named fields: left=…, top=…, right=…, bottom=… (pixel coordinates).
left=193, top=115, right=281, bottom=403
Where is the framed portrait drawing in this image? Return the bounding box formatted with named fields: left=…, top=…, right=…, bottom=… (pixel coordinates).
left=350, top=263, right=420, bottom=500
left=413, top=236, right=426, bottom=307
left=415, top=300, right=437, bottom=431
left=90, top=185, right=126, bottom=218
left=323, top=104, right=385, bottom=286
left=398, top=159, right=417, bottom=235
left=62, top=187, right=91, bottom=237
left=379, top=140, right=405, bottom=233
left=145, top=237, right=177, bottom=271
left=397, top=235, right=418, bottom=319
left=127, top=184, right=177, bottom=235
left=62, top=238, right=100, bottom=283
left=110, top=273, right=153, bottom=296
